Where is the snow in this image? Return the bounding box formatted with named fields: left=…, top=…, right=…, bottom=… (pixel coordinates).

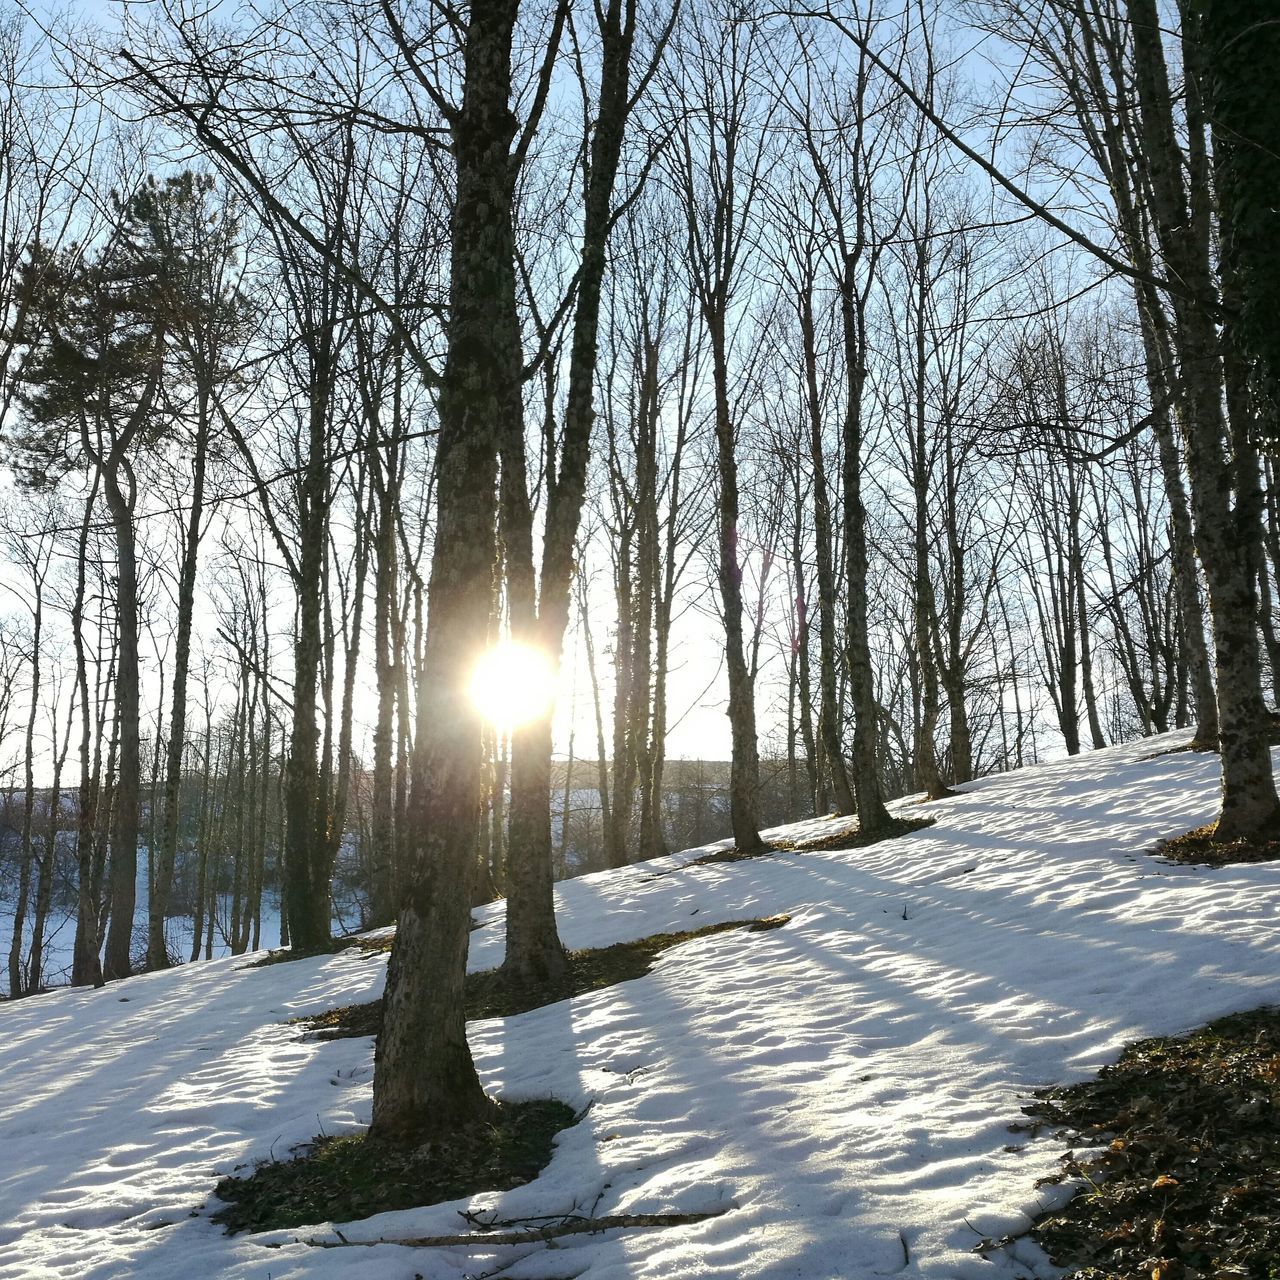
left=1, top=731, right=1277, bottom=1279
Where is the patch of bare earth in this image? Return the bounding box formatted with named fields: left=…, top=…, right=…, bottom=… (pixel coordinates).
left=989, top=1008, right=1280, bottom=1279
left=688, top=814, right=935, bottom=867
left=1154, top=825, right=1280, bottom=868
left=298, top=915, right=793, bottom=1042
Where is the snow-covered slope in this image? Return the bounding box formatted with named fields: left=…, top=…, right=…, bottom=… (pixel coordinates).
left=1, top=733, right=1277, bottom=1280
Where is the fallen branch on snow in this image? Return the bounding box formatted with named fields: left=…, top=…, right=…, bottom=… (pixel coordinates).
left=303, top=1205, right=733, bottom=1249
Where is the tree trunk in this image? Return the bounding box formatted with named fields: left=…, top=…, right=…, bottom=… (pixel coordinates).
left=839, top=259, right=891, bottom=832
left=1141, top=308, right=1219, bottom=744
left=29, top=709, right=70, bottom=993
left=148, top=386, right=209, bottom=969
left=101, top=467, right=141, bottom=983
left=709, top=315, right=764, bottom=851
left=7, top=586, right=38, bottom=996
left=581, top=584, right=614, bottom=870
left=371, top=0, right=521, bottom=1140
left=71, top=482, right=103, bottom=987
left=501, top=0, right=638, bottom=982
left=1127, top=0, right=1279, bottom=837
left=282, top=352, right=333, bottom=954
left=370, top=449, right=398, bottom=925
left=908, top=237, right=951, bottom=799
left=799, top=286, right=856, bottom=813
left=791, top=497, right=819, bottom=812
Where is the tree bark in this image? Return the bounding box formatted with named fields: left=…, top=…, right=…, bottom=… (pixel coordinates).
left=799, top=285, right=855, bottom=813
left=371, top=0, right=522, bottom=1140
left=709, top=313, right=765, bottom=851
left=7, top=578, right=39, bottom=996
left=148, top=385, right=209, bottom=969
left=100, top=466, right=141, bottom=982
left=502, top=0, right=640, bottom=979
left=1127, top=0, right=1280, bottom=837
left=282, top=330, right=335, bottom=954
left=839, top=256, right=892, bottom=832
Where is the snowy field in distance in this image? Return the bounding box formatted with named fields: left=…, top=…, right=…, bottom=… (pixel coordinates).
left=0, top=732, right=1277, bottom=1279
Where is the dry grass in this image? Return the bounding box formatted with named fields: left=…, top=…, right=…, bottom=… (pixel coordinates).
left=687, top=814, right=935, bottom=867
left=213, top=1098, right=576, bottom=1234
left=994, top=1008, right=1280, bottom=1279
left=298, top=914, right=793, bottom=1042
left=1154, top=825, right=1280, bottom=868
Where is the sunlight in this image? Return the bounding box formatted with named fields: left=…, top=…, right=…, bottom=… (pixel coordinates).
left=469, top=641, right=558, bottom=730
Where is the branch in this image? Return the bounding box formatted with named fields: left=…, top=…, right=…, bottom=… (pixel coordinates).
left=783, top=6, right=1190, bottom=303
left=115, top=48, right=443, bottom=389
left=301, top=1206, right=733, bottom=1250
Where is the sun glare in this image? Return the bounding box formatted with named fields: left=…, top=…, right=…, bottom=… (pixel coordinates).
left=469, top=641, right=558, bottom=730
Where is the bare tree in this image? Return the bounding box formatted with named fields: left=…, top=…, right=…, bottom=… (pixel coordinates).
left=664, top=0, right=779, bottom=854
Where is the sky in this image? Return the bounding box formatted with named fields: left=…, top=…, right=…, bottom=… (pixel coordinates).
left=3, top=0, right=1094, bottom=789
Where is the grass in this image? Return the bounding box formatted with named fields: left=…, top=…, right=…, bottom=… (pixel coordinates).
left=1154, top=825, right=1280, bottom=868
left=245, top=923, right=485, bottom=968
left=212, top=1098, right=577, bottom=1234
left=299, top=915, right=792, bottom=1041
left=1002, top=1007, right=1280, bottom=1279
left=244, top=932, right=395, bottom=969
left=688, top=814, right=935, bottom=866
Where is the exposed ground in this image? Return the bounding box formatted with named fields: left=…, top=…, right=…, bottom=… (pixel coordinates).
left=1005, top=1008, right=1280, bottom=1280
left=299, top=915, right=792, bottom=1041
left=1153, top=824, right=1280, bottom=868
left=213, top=1099, right=578, bottom=1234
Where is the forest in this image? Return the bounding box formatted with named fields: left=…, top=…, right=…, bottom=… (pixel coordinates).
left=0, top=0, right=1277, bottom=1148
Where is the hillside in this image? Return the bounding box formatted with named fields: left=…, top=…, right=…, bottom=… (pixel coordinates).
left=1, top=734, right=1277, bottom=1280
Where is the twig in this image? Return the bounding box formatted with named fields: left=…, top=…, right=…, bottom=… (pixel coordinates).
left=303, top=1206, right=733, bottom=1250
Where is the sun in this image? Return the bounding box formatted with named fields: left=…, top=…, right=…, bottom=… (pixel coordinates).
left=469, top=641, right=558, bottom=730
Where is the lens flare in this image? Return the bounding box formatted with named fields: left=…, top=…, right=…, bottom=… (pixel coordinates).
left=469, top=641, right=557, bottom=730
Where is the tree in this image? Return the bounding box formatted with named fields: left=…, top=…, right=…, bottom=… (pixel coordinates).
left=133, top=171, right=251, bottom=969
left=798, top=12, right=902, bottom=832
left=765, top=195, right=856, bottom=813
left=371, top=0, right=524, bottom=1139
left=665, top=0, right=776, bottom=855
left=2, top=498, right=58, bottom=997
left=501, top=0, right=660, bottom=985
left=11, top=211, right=169, bottom=981
left=1123, top=0, right=1278, bottom=837
left=1192, top=0, right=1280, bottom=436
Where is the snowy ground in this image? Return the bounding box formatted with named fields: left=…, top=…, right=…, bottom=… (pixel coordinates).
left=1, top=732, right=1277, bottom=1280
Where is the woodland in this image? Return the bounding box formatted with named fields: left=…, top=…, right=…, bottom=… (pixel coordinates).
left=0, top=0, right=1277, bottom=1158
